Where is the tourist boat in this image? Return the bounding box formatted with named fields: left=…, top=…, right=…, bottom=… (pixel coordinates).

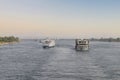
left=75, top=39, right=89, bottom=51
left=41, top=38, right=55, bottom=48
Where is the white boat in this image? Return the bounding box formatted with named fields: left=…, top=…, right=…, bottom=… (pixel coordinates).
left=75, top=39, right=89, bottom=51
left=42, top=39, right=55, bottom=48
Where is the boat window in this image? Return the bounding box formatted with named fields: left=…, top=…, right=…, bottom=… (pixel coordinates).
left=79, top=41, right=82, bottom=44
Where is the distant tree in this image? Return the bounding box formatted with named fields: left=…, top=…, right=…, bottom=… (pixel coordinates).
left=0, top=36, right=19, bottom=42
left=117, top=38, right=120, bottom=40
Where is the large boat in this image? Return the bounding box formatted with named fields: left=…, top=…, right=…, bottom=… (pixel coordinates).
left=41, top=39, right=55, bottom=48
left=75, top=39, right=89, bottom=51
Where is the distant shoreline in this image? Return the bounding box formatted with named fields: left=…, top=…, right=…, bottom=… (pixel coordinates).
left=0, top=36, right=19, bottom=46
left=0, top=42, right=8, bottom=46
left=90, top=38, right=120, bottom=42
left=0, top=41, right=19, bottom=46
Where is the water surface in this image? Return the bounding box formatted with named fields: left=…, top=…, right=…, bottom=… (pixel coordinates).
left=0, top=40, right=120, bottom=80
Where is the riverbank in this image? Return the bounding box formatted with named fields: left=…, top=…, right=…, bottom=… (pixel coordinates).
left=0, top=42, right=8, bottom=46
left=0, top=41, right=19, bottom=46
left=90, top=38, right=120, bottom=42
left=0, top=36, right=19, bottom=46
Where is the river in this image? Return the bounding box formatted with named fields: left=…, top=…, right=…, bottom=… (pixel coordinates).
left=0, top=40, right=120, bottom=80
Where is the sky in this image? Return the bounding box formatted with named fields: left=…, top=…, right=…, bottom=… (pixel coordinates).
left=0, top=0, right=120, bottom=39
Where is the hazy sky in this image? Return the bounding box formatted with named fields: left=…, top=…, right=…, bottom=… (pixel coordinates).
left=0, top=0, right=120, bottom=38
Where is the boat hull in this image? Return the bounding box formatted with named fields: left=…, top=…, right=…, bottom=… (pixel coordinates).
left=75, top=45, right=89, bottom=51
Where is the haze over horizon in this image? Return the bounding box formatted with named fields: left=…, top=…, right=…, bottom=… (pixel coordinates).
left=0, top=0, right=120, bottom=39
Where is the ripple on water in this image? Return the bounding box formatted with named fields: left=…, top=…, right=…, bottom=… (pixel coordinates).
left=0, top=40, right=120, bottom=80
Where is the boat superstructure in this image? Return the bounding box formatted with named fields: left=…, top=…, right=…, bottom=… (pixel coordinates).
left=75, top=39, right=89, bottom=51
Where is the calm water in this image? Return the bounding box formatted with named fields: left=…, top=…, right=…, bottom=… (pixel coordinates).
left=0, top=40, right=120, bottom=80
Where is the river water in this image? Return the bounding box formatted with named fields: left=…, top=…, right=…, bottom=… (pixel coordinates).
left=0, top=40, right=120, bottom=80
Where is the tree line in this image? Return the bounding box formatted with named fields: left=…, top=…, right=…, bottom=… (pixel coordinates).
left=90, top=37, right=120, bottom=42
left=0, top=36, right=19, bottom=42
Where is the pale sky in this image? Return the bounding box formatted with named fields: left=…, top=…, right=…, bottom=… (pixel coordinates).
left=0, top=0, right=120, bottom=39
